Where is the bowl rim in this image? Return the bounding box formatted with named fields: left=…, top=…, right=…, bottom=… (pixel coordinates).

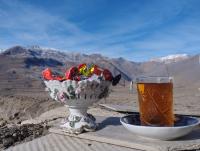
left=120, top=114, right=200, bottom=129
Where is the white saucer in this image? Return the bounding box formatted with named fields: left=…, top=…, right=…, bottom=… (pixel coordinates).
left=120, top=114, right=200, bottom=140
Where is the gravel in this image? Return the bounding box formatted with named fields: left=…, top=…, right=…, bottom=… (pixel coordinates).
left=0, top=122, right=49, bottom=150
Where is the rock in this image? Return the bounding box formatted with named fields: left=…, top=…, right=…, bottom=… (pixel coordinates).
left=14, top=112, right=20, bottom=118
left=35, top=131, right=40, bottom=137
left=12, top=133, right=17, bottom=138
left=17, top=120, right=22, bottom=124
left=8, top=116, right=13, bottom=121
left=3, top=137, right=14, bottom=148
left=0, top=120, right=7, bottom=127
left=0, top=123, right=48, bottom=149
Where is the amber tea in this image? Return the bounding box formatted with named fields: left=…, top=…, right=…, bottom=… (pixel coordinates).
left=136, top=77, right=174, bottom=126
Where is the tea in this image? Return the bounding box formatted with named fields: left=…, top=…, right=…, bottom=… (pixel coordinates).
left=137, top=82, right=174, bottom=126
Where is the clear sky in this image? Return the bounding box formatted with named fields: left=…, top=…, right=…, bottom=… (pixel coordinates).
left=0, top=0, right=200, bottom=61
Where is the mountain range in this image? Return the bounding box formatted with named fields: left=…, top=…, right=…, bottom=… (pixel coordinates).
left=0, top=45, right=199, bottom=96
left=150, top=54, right=190, bottom=64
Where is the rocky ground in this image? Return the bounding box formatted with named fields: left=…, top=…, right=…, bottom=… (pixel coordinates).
left=0, top=95, right=59, bottom=150
left=0, top=122, right=48, bottom=150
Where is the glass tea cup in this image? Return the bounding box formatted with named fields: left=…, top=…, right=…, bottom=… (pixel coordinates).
left=135, top=76, right=174, bottom=126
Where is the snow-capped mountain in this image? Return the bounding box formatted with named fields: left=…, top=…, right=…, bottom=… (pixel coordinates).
left=0, top=45, right=138, bottom=81
left=0, top=48, right=5, bottom=53
left=1, top=45, right=108, bottom=63
left=151, top=54, right=190, bottom=64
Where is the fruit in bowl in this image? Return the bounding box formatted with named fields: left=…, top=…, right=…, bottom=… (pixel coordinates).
left=42, top=63, right=121, bottom=134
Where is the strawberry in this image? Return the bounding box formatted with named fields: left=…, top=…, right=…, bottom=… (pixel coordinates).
left=65, top=67, right=78, bottom=80
left=103, top=69, right=113, bottom=81
left=42, top=68, right=53, bottom=80
left=42, top=68, right=64, bottom=81
left=92, top=65, right=103, bottom=75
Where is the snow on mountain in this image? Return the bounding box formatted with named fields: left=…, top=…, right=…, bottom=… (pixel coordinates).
left=1, top=45, right=199, bottom=82
left=0, top=48, right=5, bottom=53
left=2, top=45, right=108, bottom=63
left=2, top=46, right=192, bottom=66
left=151, top=54, right=190, bottom=64
left=1, top=45, right=133, bottom=80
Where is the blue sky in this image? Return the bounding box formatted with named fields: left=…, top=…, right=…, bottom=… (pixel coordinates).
left=0, top=0, right=200, bottom=61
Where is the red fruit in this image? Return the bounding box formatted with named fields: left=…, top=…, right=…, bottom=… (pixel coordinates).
left=42, top=68, right=53, bottom=80
left=92, top=65, right=103, bottom=75
left=65, top=67, right=78, bottom=80
left=78, top=63, right=86, bottom=69
left=42, top=68, right=64, bottom=81
left=78, top=63, right=87, bottom=74
left=54, top=76, right=64, bottom=81
left=74, top=76, right=81, bottom=81
left=103, top=69, right=113, bottom=81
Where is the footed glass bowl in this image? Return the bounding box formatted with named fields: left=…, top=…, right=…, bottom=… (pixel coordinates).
left=44, top=79, right=111, bottom=134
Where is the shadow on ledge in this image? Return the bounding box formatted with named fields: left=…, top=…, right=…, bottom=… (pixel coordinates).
left=97, top=117, right=121, bottom=130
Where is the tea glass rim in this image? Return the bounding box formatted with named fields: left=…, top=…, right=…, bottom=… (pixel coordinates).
left=135, top=76, right=173, bottom=83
